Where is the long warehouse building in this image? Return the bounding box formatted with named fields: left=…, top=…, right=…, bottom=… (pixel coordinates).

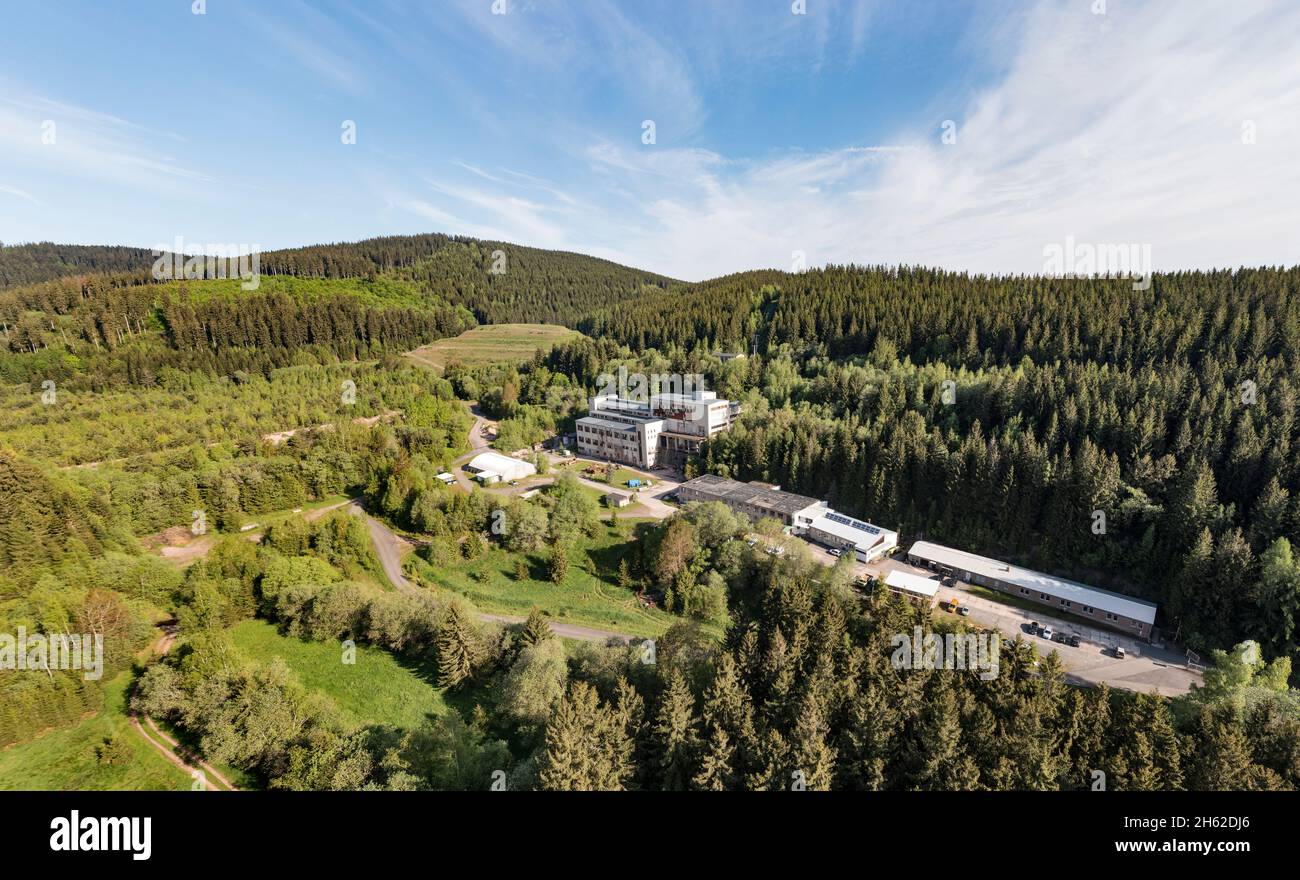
left=906, top=540, right=1158, bottom=640
left=676, top=475, right=827, bottom=530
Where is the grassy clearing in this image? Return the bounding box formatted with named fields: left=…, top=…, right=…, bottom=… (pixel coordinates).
left=229, top=619, right=450, bottom=730
left=410, top=521, right=677, bottom=638
left=0, top=672, right=190, bottom=791
left=155, top=275, right=433, bottom=309
left=405, top=323, right=580, bottom=372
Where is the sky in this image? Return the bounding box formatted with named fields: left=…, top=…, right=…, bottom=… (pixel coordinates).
left=1, top=0, right=1298, bottom=281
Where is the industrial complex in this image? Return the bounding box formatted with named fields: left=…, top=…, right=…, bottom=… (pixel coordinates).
left=676, top=475, right=898, bottom=563
left=673, top=475, right=1159, bottom=639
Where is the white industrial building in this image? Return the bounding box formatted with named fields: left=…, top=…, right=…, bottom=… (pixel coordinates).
left=576, top=390, right=740, bottom=469
left=907, top=540, right=1158, bottom=639
left=805, top=510, right=898, bottom=562
left=463, top=451, right=537, bottom=484
left=884, top=570, right=940, bottom=605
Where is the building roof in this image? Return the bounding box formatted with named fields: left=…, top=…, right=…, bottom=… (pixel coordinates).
left=466, top=451, right=536, bottom=480
left=907, top=541, right=1158, bottom=624
left=809, top=511, right=898, bottom=552
left=885, top=569, right=940, bottom=599
left=680, top=474, right=822, bottom=518
left=577, top=415, right=641, bottom=433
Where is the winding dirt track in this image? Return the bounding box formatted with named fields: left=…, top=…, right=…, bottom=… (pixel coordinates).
left=129, top=624, right=238, bottom=791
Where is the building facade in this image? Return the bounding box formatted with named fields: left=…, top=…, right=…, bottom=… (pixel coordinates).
left=575, top=390, right=740, bottom=469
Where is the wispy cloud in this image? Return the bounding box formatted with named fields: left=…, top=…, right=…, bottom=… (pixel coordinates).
left=520, top=0, right=1300, bottom=280
left=0, top=89, right=211, bottom=194
left=0, top=184, right=40, bottom=205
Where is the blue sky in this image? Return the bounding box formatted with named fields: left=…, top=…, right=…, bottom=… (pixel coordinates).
left=2, top=0, right=1297, bottom=280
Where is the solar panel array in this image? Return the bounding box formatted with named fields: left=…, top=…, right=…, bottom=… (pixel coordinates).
left=825, top=511, right=881, bottom=535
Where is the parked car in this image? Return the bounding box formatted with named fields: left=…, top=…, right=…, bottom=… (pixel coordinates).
left=1040, top=626, right=1055, bottom=641
left=827, top=548, right=842, bottom=557
left=956, top=605, right=970, bottom=617
left=1114, top=645, right=1126, bottom=659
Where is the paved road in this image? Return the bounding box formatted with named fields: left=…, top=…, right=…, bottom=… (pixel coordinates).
left=480, top=466, right=680, bottom=521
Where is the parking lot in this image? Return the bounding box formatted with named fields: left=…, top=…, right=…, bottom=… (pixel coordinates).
left=805, top=542, right=1204, bottom=697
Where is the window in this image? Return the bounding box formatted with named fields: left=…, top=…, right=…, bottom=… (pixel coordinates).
left=1020, top=588, right=1030, bottom=596
left=1106, top=612, right=1118, bottom=621
left=1040, top=593, right=1050, bottom=601
left=1061, top=600, right=1071, bottom=608
left=1081, top=605, right=1094, bottom=614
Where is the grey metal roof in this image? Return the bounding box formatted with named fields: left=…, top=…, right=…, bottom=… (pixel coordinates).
left=680, top=475, right=822, bottom=517
left=907, top=540, right=1157, bottom=624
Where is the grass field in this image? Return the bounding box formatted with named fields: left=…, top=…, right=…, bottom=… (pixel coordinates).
left=410, top=521, right=681, bottom=638
left=229, top=619, right=450, bottom=730
left=0, top=672, right=191, bottom=791
left=405, top=323, right=580, bottom=372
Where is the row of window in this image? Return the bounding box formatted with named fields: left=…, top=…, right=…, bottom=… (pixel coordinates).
left=1017, top=587, right=1131, bottom=625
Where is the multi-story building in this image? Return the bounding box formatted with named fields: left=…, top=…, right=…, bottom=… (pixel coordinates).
left=575, top=390, right=740, bottom=469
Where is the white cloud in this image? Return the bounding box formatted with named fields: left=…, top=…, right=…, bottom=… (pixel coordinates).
left=528, top=0, right=1300, bottom=280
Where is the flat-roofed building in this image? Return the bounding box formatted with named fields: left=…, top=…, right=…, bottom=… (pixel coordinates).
left=676, top=474, right=826, bottom=529
left=575, top=416, right=657, bottom=467
left=884, top=569, right=940, bottom=606
left=907, top=540, right=1158, bottom=640
left=806, top=510, right=898, bottom=562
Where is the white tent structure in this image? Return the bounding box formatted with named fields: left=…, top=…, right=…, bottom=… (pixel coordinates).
left=464, top=451, right=536, bottom=483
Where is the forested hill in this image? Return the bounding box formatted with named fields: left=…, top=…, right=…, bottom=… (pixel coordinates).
left=0, top=242, right=161, bottom=290
left=581, top=264, right=1300, bottom=368
left=1, top=233, right=681, bottom=326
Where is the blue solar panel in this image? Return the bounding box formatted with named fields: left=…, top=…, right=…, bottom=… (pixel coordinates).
left=825, top=511, right=880, bottom=535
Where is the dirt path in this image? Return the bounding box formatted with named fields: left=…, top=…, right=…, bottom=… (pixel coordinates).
left=129, top=623, right=238, bottom=791
left=477, top=613, right=635, bottom=644
left=351, top=502, right=640, bottom=643
left=448, top=403, right=497, bottom=491
left=156, top=493, right=645, bottom=647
